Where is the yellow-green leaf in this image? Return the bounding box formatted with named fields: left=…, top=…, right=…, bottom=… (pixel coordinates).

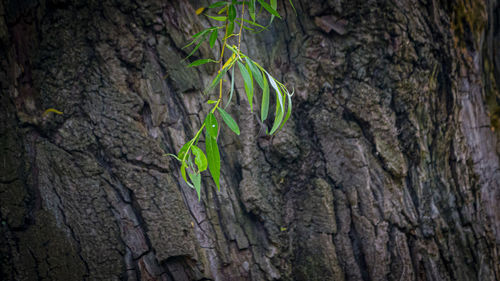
left=42, top=108, right=63, bottom=117
left=191, top=145, right=208, bottom=171
left=206, top=15, right=227, bottom=21
left=188, top=171, right=202, bottom=200
left=195, top=7, right=205, bottom=15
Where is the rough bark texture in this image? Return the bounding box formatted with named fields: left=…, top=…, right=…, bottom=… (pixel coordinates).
left=1, top=0, right=499, bottom=280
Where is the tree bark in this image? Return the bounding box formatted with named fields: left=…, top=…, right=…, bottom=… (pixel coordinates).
left=1, top=0, right=499, bottom=280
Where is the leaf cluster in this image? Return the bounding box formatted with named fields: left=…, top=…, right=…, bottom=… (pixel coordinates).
left=169, top=0, right=294, bottom=200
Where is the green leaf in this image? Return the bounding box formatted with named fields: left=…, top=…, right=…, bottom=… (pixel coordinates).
left=218, top=5, right=228, bottom=14
left=288, top=0, right=297, bottom=14
left=191, top=145, right=208, bottom=171
left=209, top=29, right=218, bottom=48
left=278, top=90, right=293, bottom=131
left=205, top=133, right=221, bottom=190
left=248, top=0, right=256, bottom=22
left=181, top=162, right=193, bottom=187
left=261, top=72, right=270, bottom=121
left=236, top=18, right=266, bottom=29
left=209, top=1, right=227, bottom=8
left=188, top=58, right=215, bottom=67
left=246, top=58, right=264, bottom=89
left=225, top=67, right=235, bottom=108
left=267, top=73, right=284, bottom=111
left=241, top=25, right=255, bottom=31
left=208, top=66, right=230, bottom=91
left=207, top=99, right=218, bottom=104
left=190, top=29, right=210, bottom=40
left=237, top=61, right=254, bottom=112
left=204, top=112, right=219, bottom=138
left=257, top=0, right=281, bottom=19
left=178, top=139, right=194, bottom=160
left=227, top=21, right=235, bottom=35
left=206, top=15, right=227, bottom=21
left=183, top=30, right=208, bottom=51
left=185, top=33, right=208, bottom=59
left=228, top=4, right=236, bottom=21
left=217, top=108, right=240, bottom=135
left=188, top=171, right=202, bottom=200
left=269, top=97, right=284, bottom=134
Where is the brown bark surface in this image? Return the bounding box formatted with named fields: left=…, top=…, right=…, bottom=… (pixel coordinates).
left=1, top=0, right=499, bottom=280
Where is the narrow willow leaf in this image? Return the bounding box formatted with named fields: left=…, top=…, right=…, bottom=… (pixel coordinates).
left=278, top=91, right=293, bottom=131
left=241, top=25, right=255, bottom=31
left=236, top=18, right=266, bottom=29
left=246, top=63, right=255, bottom=111
left=267, top=73, right=284, bottom=111
left=217, top=108, right=240, bottom=135
left=206, top=15, right=227, bottom=21
left=205, top=133, right=221, bottom=190
left=271, top=0, right=278, bottom=11
left=246, top=58, right=264, bottom=89
left=207, top=99, right=218, bottom=104
left=183, top=29, right=209, bottom=50
left=228, top=4, right=236, bottom=21
left=188, top=171, right=202, bottom=200
left=222, top=53, right=236, bottom=70
left=225, top=67, right=235, bottom=108
left=204, top=112, right=219, bottom=138
left=178, top=139, right=194, bottom=160
left=237, top=61, right=254, bottom=111
left=185, top=33, right=208, bottom=59
left=209, top=66, right=230, bottom=91
left=191, top=29, right=209, bottom=39
left=288, top=0, right=297, bottom=14
left=248, top=0, right=256, bottom=22
left=227, top=21, right=235, bottom=35
left=257, top=0, right=281, bottom=19
left=181, top=162, right=193, bottom=187
left=209, top=29, right=218, bottom=48
left=208, top=1, right=227, bottom=8
left=261, top=72, right=270, bottom=121
left=269, top=99, right=284, bottom=134
left=191, top=145, right=208, bottom=171
left=188, top=58, right=215, bottom=67
left=218, top=5, right=228, bottom=14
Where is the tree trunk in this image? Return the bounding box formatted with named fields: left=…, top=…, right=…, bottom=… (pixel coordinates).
left=1, top=0, right=499, bottom=280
